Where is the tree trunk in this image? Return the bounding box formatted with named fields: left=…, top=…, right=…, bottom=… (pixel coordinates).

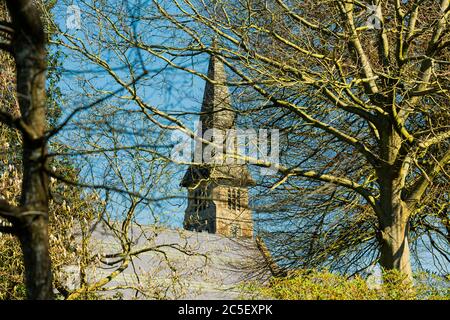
left=17, top=134, right=52, bottom=300
left=377, top=122, right=413, bottom=281
left=6, top=0, right=53, bottom=299
left=378, top=196, right=412, bottom=279
left=17, top=215, right=53, bottom=299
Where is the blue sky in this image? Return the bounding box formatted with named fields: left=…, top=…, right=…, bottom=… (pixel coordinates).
left=50, top=1, right=220, bottom=228
left=46, top=1, right=448, bottom=277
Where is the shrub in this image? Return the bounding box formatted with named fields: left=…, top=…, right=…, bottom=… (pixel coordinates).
left=242, top=269, right=449, bottom=300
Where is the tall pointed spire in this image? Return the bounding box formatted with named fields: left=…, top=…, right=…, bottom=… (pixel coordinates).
left=199, top=54, right=235, bottom=132
left=181, top=53, right=253, bottom=188
left=180, top=52, right=254, bottom=238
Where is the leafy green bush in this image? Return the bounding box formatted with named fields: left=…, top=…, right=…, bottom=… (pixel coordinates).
left=242, top=269, right=449, bottom=300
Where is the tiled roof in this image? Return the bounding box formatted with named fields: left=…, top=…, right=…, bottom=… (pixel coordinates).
left=181, top=164, right=255, bottom=187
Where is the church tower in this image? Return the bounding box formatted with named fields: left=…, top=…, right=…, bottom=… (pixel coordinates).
left=181, top=54, right=254, bottom=238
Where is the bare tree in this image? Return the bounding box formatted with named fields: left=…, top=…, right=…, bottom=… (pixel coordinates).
left=3, top=0, right=444, bottom=296
left=147, top=0, right=450, bottom=279
left=0, top=0, right=198, bottom=299
left=55, top=0, right=450, bottom=280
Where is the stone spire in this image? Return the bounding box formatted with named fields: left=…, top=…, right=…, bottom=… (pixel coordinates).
left=180, top=53, right=254, bottom=238
left=198, top=54, right=235, bottom=132
left=181, top=54, right=253, bottom=188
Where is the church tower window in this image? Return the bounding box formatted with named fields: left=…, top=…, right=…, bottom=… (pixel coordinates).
left=193, top=187, right=209, bottom=212
left=227, top=188, right=242, bottom=211
left=228, top=188, right=238, bottom=210
left=237, top=189, right=241, bottom=211
left=230, top=224, right=241, bottom=238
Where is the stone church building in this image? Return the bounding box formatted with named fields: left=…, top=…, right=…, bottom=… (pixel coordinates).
left=181, top=53, right=255, bottom=239
left=66, top=54, right=272, bottom=299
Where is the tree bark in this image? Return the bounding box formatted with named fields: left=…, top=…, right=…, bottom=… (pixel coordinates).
left=17, top=215, right=53, bottom=299
left=17, top=137, right=52, bottom=299
left=377, top=124, right=413, bottom=280
left=378, top=193, right=412, bottom=279
left=6, top=0, right=53, bottom=299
